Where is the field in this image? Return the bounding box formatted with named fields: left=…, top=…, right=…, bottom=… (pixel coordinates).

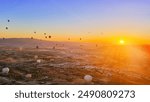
left=0, top=38, right=150, bottom=85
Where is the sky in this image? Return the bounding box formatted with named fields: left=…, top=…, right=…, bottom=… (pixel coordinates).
left=0, top=0, right=150, bottom=43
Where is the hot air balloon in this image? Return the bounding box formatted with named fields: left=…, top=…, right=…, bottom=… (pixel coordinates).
left=2, top=67, right=10, bottom=74
left=25, top=74, right=32, bottom=78
left=53, top=46, right=55, bottom=49
left=8, top=20, right=10, bottom=22
left=96, top=44, right=98, bottom=47
left=36, top=45, right=39, bottom=49
left=48, top=36, right=51, bottom=38
left=84, top=75, right=93, bottom=82
left=6, top=27, right=8, bottom=30
left=37, top=59, right=41, bottom=63
left=34, top=55, right=38, bottom=59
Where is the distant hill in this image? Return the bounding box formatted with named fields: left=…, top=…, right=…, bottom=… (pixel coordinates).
left=0, top=38, right=84, bottom=48
left=0, top=38, right=56, bottom=48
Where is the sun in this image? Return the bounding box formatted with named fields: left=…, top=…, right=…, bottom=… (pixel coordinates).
left=119, top=39, right=125, bottom=44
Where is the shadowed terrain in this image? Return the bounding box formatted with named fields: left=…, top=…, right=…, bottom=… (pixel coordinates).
left=0, top=38, right=150, bottom=85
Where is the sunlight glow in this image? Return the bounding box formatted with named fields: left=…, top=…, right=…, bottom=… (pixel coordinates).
left=119, top=39, right=125, bottom=45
